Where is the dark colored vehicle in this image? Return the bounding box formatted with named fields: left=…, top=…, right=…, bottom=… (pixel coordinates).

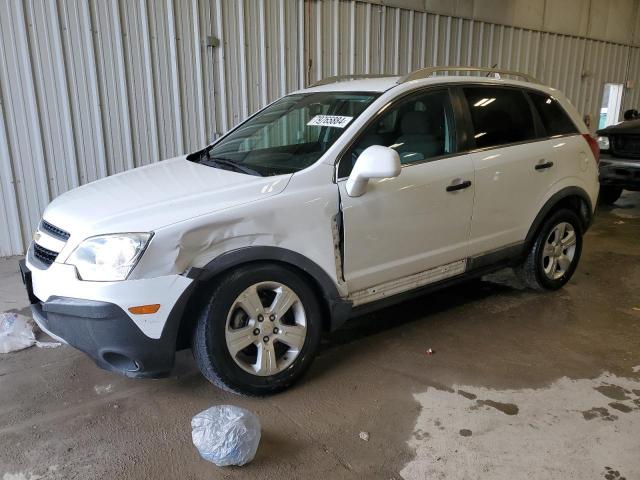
left=597, top=117, right=640, bottom=204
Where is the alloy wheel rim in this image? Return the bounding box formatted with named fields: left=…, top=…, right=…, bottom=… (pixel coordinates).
left=542, top=222, right=577, bottom=280
left=225, top=281, right=307, bottom=377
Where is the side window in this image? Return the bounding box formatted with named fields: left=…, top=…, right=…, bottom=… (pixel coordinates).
left=528, top=91, right=578, bottom=136
left=338, top=89, right=456, bottom=178
left=463, top=87, right=536, bottom=149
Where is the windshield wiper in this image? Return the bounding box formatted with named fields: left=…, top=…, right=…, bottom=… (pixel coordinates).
left=202, top=156, right=263, bottom=177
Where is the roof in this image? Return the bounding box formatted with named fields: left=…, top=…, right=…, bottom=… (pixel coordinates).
left=299, top=76, right=401, bottom=93
left=298, top=74, right=555, bottom=95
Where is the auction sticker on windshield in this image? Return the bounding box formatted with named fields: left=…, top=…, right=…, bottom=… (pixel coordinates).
left=307, top=115, right=353, bottom=128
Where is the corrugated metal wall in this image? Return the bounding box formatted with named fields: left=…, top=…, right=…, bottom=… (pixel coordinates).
left=306, top=1, right=640, bottom=119
left=0, top=0, right=305, bottom=256
left=1, top=0, right=639, bottom=256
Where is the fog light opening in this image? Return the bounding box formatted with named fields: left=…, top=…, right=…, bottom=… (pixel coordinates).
left=102, top=351, right=140, bottom=372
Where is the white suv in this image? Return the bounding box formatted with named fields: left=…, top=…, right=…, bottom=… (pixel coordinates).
left=20, top=67, right=600, bottom=395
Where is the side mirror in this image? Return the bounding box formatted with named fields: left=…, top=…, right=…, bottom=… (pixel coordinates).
left=346, top=145, right=401, bottom=197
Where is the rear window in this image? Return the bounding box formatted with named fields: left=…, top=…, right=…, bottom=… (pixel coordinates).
left=463, top=87, right=536, bottom=149
left=528, top=91, right=578, bottom=136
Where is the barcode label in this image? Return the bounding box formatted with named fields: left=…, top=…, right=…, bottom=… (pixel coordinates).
left=307, top=115, right=353, bottom=128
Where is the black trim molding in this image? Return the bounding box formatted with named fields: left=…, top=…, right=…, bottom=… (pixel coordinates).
left=524, top=186, right=593, bottom=248
left=199, top=246, right=352, bottom=331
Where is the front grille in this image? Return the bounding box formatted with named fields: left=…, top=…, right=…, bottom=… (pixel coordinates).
left=611, top=134, right=640, bottom=159
left=40, top=219, right=70, bottom=241
left=33, top=243, right=59, bottom=267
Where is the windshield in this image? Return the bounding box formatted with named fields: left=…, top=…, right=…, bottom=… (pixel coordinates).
left=190, top=92, right=379, bottom=176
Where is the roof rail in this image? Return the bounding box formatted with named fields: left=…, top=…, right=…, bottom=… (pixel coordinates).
left=397, top=66, right=539, bottom=84
left=310, top=74, right=396, bottom=87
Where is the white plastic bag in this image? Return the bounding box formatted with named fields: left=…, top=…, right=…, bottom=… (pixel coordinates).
left=191, top=405, right=261, bottom=467
left=0, top=313, right=61, bottom=353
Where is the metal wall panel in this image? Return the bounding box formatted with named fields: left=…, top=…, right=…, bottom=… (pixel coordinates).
left=0, top=0, right=305, bottom=256
left=0, top=0, right=639, bottom=256
left=307, top=1, right=639, bottom=128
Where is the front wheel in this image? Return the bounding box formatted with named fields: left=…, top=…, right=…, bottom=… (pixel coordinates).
left=192, top=263, right=322, bottom=396
left=516, top=209, right=583, bottom=290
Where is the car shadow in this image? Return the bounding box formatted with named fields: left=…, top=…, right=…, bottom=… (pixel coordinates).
left=319, top=274, right=519, bottom=354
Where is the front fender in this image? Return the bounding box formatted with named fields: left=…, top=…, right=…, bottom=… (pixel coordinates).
left=188, top=246, right=352, bottom=332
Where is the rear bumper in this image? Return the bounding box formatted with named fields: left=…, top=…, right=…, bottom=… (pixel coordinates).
left=20, top=259, right=194, bottom=378
left=599, top=154, right=640, bottom=190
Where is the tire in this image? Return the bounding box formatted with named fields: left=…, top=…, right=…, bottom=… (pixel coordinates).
left=599, top=186, right=623, bottom=205
left=516, top=209, right=583, bottom=291
left=192, top=262, right=322, bottom=396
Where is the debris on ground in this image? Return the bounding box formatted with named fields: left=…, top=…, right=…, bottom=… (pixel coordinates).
left=359, top=431, right=370, bottom=441
left=426, top=348, right=435, bottom=355
left=0, top=313, right=61, bottom=353
left=612, top=210, right=639, bottom=220
left=94, top=384, right=114, bottom=395
left=191, top=405, right=261, bottom=467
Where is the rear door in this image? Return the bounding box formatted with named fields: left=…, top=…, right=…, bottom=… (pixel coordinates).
left=526, top=90, right=584, bottom=188
left=462, top=86, right=558, bottom=256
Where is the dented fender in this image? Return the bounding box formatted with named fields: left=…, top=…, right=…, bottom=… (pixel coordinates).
left=129, top=163, right=351, bottom=328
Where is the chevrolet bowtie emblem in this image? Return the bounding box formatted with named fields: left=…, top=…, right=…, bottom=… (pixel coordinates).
left=33, top=231, right=41, bottom=242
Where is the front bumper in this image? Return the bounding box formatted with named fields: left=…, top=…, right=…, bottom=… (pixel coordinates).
left=19, top=259, right=195, bottom=378
left=599, top=154, right=640, bottom=190
left=25, top=246, right=192, bottom=339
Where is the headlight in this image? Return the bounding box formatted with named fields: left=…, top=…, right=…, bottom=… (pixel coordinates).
left=66, top=233, right=152, bottom=281
left=597, top=135, right=610, bottom=151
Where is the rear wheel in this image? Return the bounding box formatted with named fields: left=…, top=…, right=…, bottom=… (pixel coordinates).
left=599, top=186, right=623, bottom=205
left=192, top=263, right=322, bottom=396
left=516, top=209, right=583, bottom=290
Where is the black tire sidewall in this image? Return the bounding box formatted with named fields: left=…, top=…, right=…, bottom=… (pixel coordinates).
left=532, top=209, right=583, bottom=290
left=200, top=263, right=322, bottom=395
left=599, top=186, right=623, bottom=205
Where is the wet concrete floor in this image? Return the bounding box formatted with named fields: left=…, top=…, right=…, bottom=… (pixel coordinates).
left=1, top=192, right=639, bottom=479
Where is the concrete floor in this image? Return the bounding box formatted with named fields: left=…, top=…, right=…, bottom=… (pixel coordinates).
left=1, top=192, right=639, bottom=480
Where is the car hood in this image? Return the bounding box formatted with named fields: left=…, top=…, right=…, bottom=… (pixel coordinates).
left=42, top=156, right=290, bottom=238
left=597, top=119, right=640, bottom=135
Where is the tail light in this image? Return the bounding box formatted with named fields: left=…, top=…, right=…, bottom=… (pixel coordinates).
left=582, top=133, right=600, bottom=164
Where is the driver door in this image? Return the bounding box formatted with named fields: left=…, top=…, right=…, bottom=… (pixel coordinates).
left=338, top=88, right=475, bottom=295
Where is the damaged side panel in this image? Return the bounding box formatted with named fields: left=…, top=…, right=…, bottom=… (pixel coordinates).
left=331, top=212, right=346, bottom=288
left=134, top=162, right=348, bottom=299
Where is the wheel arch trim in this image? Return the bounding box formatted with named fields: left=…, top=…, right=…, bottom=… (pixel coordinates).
left=189, top=246, right=352, bottom=332
left=525, top=186, right=593, bottom=250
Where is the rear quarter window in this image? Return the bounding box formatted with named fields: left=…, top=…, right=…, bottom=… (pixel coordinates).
left=463, top=87, right=536, bottom=149
left=528, top=91, right=578, bottom=136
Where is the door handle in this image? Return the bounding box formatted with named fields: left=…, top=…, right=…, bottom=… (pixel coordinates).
left=446, top=180, right=472, bottom=192
left=535, top=161, right=554, bottom=170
